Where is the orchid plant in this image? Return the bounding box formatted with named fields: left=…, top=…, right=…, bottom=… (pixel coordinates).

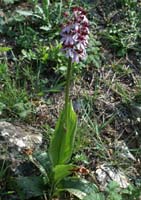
left=15, top=6, right=104, bottom=200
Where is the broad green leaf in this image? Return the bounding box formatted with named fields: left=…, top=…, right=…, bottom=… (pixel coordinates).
left=27, top=154, right=49, bottom=184
left=59, top=177, right=99, bottom=199
left=16, top=176, right=44, bottom=199
left=49, top=101, right=77, bottom=166
left=53, top=164, right=75, bottom=184
left=35, top=152, right=51, bottom=172
left=65, top=188, right=86, bottom=199
left=83, top=192, right=105, bottom=200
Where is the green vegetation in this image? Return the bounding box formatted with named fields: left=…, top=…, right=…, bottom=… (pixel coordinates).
left=0, top=0, right=141, bottom=199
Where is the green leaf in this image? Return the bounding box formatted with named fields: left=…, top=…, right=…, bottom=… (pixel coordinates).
left=0, top=102, right=6, bottom=114
left=0, top=46, right=12, bottom=53
left=16, top=176, right=44, bottom=199
left=53, top=164, right=74, bottom=184
left=2, top=0, right=15, bottom=4
left=35, top=152, right=51, bottom=172
left=106, top=181, right=122, bottom=200
left=0, top=64, right=7, bottom=75
left=83, top=192, right=105, bottom=200
left=106, top=181, right=120, bottom=191
left=16, top=10, right=33, bottom=16
left=49, top=101, right=77, bottom=166
left=59, top=177, right=99, bottom=200
left=40, top=25, right=52, bottom=31
left=65, top=188, right=86, bottom=199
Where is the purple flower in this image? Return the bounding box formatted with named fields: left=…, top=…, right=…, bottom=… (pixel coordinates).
left=61, top=7, right=89, bottom=63
left=61, top=35, right=74, bottom=46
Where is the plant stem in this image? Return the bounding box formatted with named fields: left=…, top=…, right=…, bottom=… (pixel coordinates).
left=65, top=58, right=72, bottom=113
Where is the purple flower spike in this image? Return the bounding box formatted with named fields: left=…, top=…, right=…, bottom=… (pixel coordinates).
left=61, top=7, right=89, bottom=63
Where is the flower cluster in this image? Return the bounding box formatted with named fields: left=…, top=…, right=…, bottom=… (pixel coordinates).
left=61, top=7, right=89, bottom=63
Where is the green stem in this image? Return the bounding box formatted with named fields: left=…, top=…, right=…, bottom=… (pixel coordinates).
left=65, top=58, right=72, bottom=113
left=49, top=183, right=55, bottom=200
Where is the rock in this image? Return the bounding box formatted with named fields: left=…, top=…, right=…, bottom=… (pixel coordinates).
left=96, top=164, right=130, bottom=190
left=0, top=121, right=43, bottom=175
left=0, top=121, right=42, bottom=150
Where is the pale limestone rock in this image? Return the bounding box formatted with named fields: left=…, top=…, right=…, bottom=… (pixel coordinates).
left=0, top=121, right=43, bottom=175
left=96, top=164, right=130, bottom=189
left=0, top=121, right=42, bottom=151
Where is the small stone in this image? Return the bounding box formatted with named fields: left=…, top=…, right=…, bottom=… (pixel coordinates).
left=96, top=164, right=130, bottom=190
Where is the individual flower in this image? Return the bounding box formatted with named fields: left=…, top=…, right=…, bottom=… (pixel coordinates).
left=61, top=7, right=89, bottom=63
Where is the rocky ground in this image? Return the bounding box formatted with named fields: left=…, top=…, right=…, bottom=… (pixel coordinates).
left=0, top=0, right=141, bottom=199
